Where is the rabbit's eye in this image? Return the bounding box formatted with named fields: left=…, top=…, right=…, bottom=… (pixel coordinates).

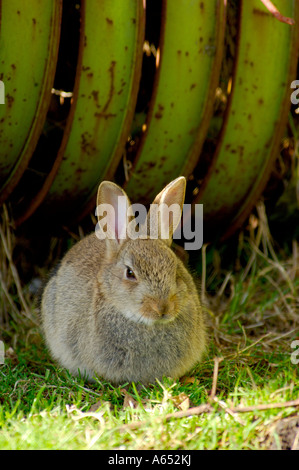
left=125, top=267, right=136, bottom=280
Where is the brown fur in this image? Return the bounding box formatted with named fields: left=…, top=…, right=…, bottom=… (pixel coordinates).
left=41, top=178, right=206, bottom=384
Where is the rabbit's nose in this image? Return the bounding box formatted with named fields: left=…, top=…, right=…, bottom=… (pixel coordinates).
left=157, top=299, right=174, bottom=318
left=159, top=301, right=169, bottom=316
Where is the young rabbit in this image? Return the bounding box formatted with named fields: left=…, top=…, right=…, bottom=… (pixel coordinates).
left=41, top=177, right=206, bottom=384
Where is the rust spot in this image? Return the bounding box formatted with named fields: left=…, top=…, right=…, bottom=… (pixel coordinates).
left=155, top=103, right=164, bottom=119
left=17, top=10, right=20, bottom=14
left=238, top=145, right=244, bottom=157
left=94, top=112, right=116, bottom=120
left=32, top=18, right=36, bottom=25
left=6, top=94, right=14, bottom=108
left=136, top=161, right=156, bottom=173
left=258, top=98, right=264, bottom=105
left=131, top=18, right=136, bottom=24
left=248, top=114, right=252, bottom=120
left=82, top=66, right=91, bottom=72
left=11, top=64, right=16, bottom=70
left=106, top=18, right=113, bottom=25
left=87, top=72, right=94, bottom=79
left=253, top=8, right=271, bottom=17
left=81, top=131, right=97, bottom=155
left=190, top=83, right=197, bottom=91
left=177, top=50, right=182, bottom=55
left=200, top=2, right=204, bottom=10
left=170, top=102, right=174, bottom=108
left=185, top=51, right=189, bottom=56
left=101, top=61, right=116, bottom=113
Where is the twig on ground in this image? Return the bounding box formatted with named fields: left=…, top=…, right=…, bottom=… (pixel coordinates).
left=230, top=398, right=299, bottom=413
left=212, top=397, right=246, bottom=426
left=117, top=403, right=212, bottom=433
left=117, top=397, right=299, bottom=434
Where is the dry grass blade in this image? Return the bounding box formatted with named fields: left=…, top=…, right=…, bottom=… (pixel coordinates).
left=250, top=240, right=295, bottom=295
left=201, top=243, right=209, bottom=305
left=209, top=356, right=223, bottom=401
left=0, top=207, right=37, bottom=326
left=0, top=224, right=34, bottom=322
left=0, top=269, right=20, bottom=319
left=259, top=0, right=295, bottom=25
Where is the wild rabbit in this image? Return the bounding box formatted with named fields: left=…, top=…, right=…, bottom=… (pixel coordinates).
left=41, top=177, right=206, bottom=384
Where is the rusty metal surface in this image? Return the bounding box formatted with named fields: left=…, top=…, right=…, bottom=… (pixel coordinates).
left=32, top=0, right=145, bottom=222
left=194, top=0, right=299, bottom=237
left=124, top=0, right=226, bottom=204
left=14, top=0, right=87, bottom=226
left=1, top=1, right=297, bottom=238
left=0, top=0, right=62, bottom=205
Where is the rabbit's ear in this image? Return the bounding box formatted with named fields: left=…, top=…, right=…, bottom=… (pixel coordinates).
left=96, top=181, right=132, bottom=245
left=147, top=177, right=186, bottom=245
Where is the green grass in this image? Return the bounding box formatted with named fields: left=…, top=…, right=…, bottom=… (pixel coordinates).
left=0, top=343, right=298, bottom=450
